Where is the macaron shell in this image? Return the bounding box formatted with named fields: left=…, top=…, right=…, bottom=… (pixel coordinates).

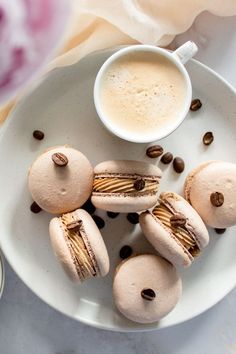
left=184, top=161, right=236, bottom=228
left=28, top=146, right=93, bottom=214
left=94, top=160, right=162, bottom=177
left=160, top=192, right=209, bottom=249
left=49, top=217, right=81, bottom=282
left=92, top=194, right=158, bottom=213
left=113, top=254, right=182, bottom=324
left=73, top=209, right=109, bottom=277
left=139, top=212, right=192, bottom=268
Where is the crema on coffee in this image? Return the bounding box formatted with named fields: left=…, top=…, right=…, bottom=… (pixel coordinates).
left=100, top=51, right=187, bottom=136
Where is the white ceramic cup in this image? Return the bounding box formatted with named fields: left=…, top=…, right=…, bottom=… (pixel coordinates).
left=94, top=41, right=198, bottom=143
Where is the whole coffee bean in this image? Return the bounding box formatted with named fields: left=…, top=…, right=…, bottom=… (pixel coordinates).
left=127, top=213, right=139, bottom=224
left=30, top=201, right=42, bottom=214
left=215, top=228, right=226, bottom=234
left=146, top=145, right=163, bottom=158
left=173, top=157, right=185, bottom=173
left=107, top=211, right=119, bottom=218
left=170, top=213, right=186, bottom=227
left=190, top=98, right=202, bottom=111
left=92, top=215, right=105, bottom=229
left=82, top=199, right=96, bottom=214
left=210, top=192, right=224, bottom=207
left=33, top=130, right=44, bottom=140
left=52, top=152, right=68, bottom=166
left=141, top=288, right=156, bottom=301
left=161, top=152, right=173, bottom=164
left=203, top=132, right=214, bottom=145
left=66, top=220, right=82, bottom=231
left=133, top=178, right=145, bottom=191
left=119, top=245, right=132, bottom=259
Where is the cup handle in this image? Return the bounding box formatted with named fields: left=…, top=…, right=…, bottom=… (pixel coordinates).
left=172, top=41, right=198, bottom=64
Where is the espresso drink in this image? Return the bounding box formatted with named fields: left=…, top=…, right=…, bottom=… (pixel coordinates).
left=100, top=51, right=186, bottom=136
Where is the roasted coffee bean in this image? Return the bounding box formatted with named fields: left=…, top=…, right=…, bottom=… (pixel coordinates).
left=92, top=215, right=105, bottom=229
left=33, top=130, right=44, bottom=140
left=173, top=157, right=185, bottom=173
left=30, top=201, right=42, bottom=214
left=161, top=152, right=173, bottom=164
left=146, top=145, right=163, bottom=158
left=203, top=132, right=214, bottom=145
left=127, top=213, right=139, bottom=224
left=107, top=211, right=119, bottom=218
left=210, top=192, right=224, bottom=207
left=133, top=178, right=145, bottom=191
left=82, top=199, right=96, bottom=214
left=66, top=220, right=82, bottom=231
left=215, top=228, right=226, bottom=234
left=119, top=245, right=132, bottom=259
left=170, top=213, right=186, bottom=227
left=52, top=152, right=68, bottom=166
left=190, top=98, right=202, bottom=111
left=141, top=288, right=156, bottom=301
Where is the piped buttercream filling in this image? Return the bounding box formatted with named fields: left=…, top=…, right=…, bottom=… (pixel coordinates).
left=93, top=173, right=160, bottom=195
left=61, top=213, right=99, bottom=281
left=153, top=204, right=200, bottom=257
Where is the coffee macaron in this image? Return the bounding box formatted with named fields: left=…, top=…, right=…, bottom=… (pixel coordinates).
left=184, top=161, right=236, bottom=228
left=113, top=254, right=182, bottom=324
left=49, top=209, right=109, bottom=282
left=139, top=192, right=209, bottom=268
left=28, top=146, right=93, bottom=214
left=92, top=160, right=162, bottom=212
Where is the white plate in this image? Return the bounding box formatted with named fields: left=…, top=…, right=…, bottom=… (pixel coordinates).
left=0, top=48, right=236, bottom=332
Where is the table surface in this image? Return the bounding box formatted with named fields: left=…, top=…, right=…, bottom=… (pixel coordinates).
left=1, top=11, right=236, bottom=354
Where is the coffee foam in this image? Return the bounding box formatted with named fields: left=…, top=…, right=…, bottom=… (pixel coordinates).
left=100, top=51, right=186, bottom=136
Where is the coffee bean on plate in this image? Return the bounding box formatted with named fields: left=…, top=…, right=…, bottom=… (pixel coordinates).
left=51, top=152, right=68, bottom=166
left=210, top=192, right=224, bottom=207
left=30, top=201, right=42, bottom=214
left=215, top=228, right=226, bottom=234
left=173, top=157, right=185, bottom=173
left=33, top=130, right=44, bottom=140
left=141, top=288, right=156, bottom=301
left=146, top=145, right=163, bottom=158
left=170, top=213, right=186, bottom=227
left=119, top=245, right=133, bottom=259
left=82, top=198, right=96, bottom=214
left=203, top=132, right=214, bottom=145
left=127, top=213, right=139, bottom=224
left=133, top=178, right=145, bottom=191
left=92, top=215, right=105, bottom=229
left=161, top=152, right=173, bottom=164
left=190, top=99, right=202, bottom=111
left=107, top=211, right=119, bottom=218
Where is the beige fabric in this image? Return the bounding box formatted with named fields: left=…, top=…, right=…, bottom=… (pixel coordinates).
left=1, top=0, right=236, bottom=121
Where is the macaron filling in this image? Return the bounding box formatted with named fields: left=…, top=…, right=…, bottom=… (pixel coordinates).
left=93, top=173, right=160, bottom=196
left=60, top=212, right=100, bottom=281
left=152, top=204, right=200, bottom=257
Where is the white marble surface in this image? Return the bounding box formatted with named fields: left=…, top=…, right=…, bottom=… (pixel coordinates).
left=1, top=11, right=236, bottom=354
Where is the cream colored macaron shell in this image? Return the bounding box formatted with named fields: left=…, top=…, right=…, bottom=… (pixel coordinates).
left=28, top=146, right=93, bottom=214
left=113, top=254, right=182, bottom=324
left=184, top=161, right=236, bottom=228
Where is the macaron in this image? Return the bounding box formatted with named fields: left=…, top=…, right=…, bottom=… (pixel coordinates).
left=28, top=146, right=93, bottom=214
left=184, top=161, right=236, bottom=228
left=91, top=160, right=162, bottom=212
left=49, top=209, right=109, bottom=282
left=139, top=192, right=209, bottom=268
left=113, top=254, right=182, bottom=324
